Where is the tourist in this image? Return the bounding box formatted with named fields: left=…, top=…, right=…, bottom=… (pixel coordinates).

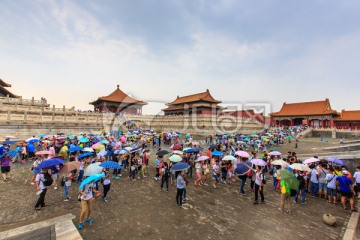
left=21, top=143, right=27, bottom=163
left=30, top=156, right=42, bottom=185
left=220, top=160, right=228, bottom=184
left=102, top=168, right=111, bottom=202
left=318, top=163, right=328, bottom=199
left=278, top=179, right=291, bottom=214
left=227, top=162, right=235, bottom=182
left=155, top=156, right=161, bottom=180
left=336, top=170, right=357, bottom=211
left=0, top=152, right=12, bottom=181
left=353, top=166, right=360, bottom=195
left=309, top=165, right=319, bottom=197
left=27, top=142, right=35, bottom=160
left=294, top=170, right=306, bottom=204
left=194, top=160, right=202, bottom=186
left=176, top=171, right=185, bottom=208
left=51, top=163, right=60, bottom=190
left=63, top=170, right=73, bottom=201
left=35, top=168, right=52, bottom=210
left=58, top=145, right=68, bottom=160
left=253, top=165, right=265, bottom=205
left=77, top=181, right=98, bottom=230
left=129, top=159, right=137, bottom=181
left=326, top=167, right=338, bottom=204
left=160, top=162, right=170, bottom=192
left=78, top=160, right=85, bottom=183
left=202, top=161, right=209, bottom=186
left=212, top=159, right=220, bottom=189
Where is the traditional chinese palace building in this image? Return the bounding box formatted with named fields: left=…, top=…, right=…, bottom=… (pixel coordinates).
left=162, top=89, right=222, bottom=115
left=333, top=110, right=360, bottom=130
left=270, top=99, right=339, bottom=127
left=0, top=79, right=18, bottom=98
left=90, top=85, right=147, bottom=114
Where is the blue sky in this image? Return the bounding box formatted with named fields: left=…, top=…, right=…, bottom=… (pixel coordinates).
left=0, top=0, right=359, bottom=115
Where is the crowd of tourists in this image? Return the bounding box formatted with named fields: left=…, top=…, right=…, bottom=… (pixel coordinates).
left=0, top=126, right=358, bottom=231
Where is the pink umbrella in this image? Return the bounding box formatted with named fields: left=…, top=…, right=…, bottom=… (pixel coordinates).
left=171, top=144, right=182, bottom=150
left=269, top=151, right=282, bottom=156
left=195, top=156, right=209, bottom=162
left=120, top=136, right=126, bottom=143
left=250, top=158, right=267, bottom=166
left=304, top=158, right=320, bottom=164
left=35, top=151, right=52, bottom=155
left=91, top=143, right=101, bottom=149
left=235, top=151, right=250, bottom=158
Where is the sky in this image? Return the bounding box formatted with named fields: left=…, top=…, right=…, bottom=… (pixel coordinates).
left=0, top=0, right=359, bottom=115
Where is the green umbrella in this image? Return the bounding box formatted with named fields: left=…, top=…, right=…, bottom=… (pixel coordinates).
left=250, top=134, right=258, bottom=137
left=286, top=136, right=293, bottom=139
left=270, top=147, right=279, bottom=151
left=279, top=169, right=299, bottom=190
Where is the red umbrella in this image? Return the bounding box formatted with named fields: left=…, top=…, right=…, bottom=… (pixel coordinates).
left=171, top=144, right=182, bottom=150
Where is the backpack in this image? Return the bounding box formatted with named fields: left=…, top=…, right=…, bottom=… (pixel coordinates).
left=41, top=172, right=53, bottom=187
left=165, top=167, right=171, bottom=178
left=297, top=175, right=305, bottom=189
left=290, top=189, right=297, bottom=197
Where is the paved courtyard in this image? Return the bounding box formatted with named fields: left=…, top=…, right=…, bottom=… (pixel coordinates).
left=0, top=153, right=351, bottom=240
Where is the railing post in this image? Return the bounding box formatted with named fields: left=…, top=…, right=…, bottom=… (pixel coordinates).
left=63, top=105, right=65, bottom=112
left=7, top=110, right=10, bottom=121
left=31, top=97, right=35, bottom=105
left=53, top=105, right=55, bottom=111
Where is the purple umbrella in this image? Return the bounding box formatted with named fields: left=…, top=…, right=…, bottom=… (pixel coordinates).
left=250, top=158, right=267, bottom=166
left=327, top=157, right=346, bottom=166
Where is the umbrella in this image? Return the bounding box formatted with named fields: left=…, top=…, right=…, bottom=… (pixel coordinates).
left=251, top=158, right=267, bottom=166
left=171, top=162, right=190, bottom=172
left=59, top=161, right=81, bottom=174
left=1, top=150, right=16, bottom=158
left=38, top=158, right=64, bottom=169
left=97, top=149, right=107, bottom=157
left=250, top=134, right=258, bottom=137
left=172, top=150, right=183, bottom=155
left=157, top=150, right=169, bottom=156
left=100, top=161, right=122, bottom=169
left=286, top=136, right=293, bottom=139
left=184, top=148, right=197, bottom=153
left=235, top=162, right=253, bottom=175
left=2, top=141, right=16, bottom=145
left=171, top=144, right=182, bottom=150
left=130, top=146, right=142, bottom=153
left=79, top=173, right=105, bottom=190
left=195, top=156, right=209, bottom=162
left=83, top=147, right=94, bottom=152
left=169, top=155, right=183, bottom=162
left=84, top=162, right=103, bottom=176
left=271, top=159, right=287, bottom=166
left=209, top=144, right=217, bottom=149
left=125, top=147, right=132, bottom=152
left=78, top=132, right=84, bottom=135
left=114, top=149, right=127, bottom=155
left=211, top=151, right=223, bottom=157
left=101, top=140, right=110, bottom=144
left=91, top=143, right=102, bottom=149
left=279, top=169, right=299, bottom=190
left=304, top=157, right=320, bottom=164
left=269, top=151, right=282, bottom=156
left=326, top=157, right=346, bottom=166
left=68, top=146, right=84, bottom=152
left=26, top=137, right=39, bottom=143
left=79, top=138, right=90, bottom=143
left=290, top=163, right=311, bottom=172
left=222, top=155, right=236, bottom=161
left=78, top=152, right=93, bottom=160
left=235, top=151, right=250, bottom=158
left=35, top=151, right=52, bottom=155
left=67, top=134, right=74, bottom=139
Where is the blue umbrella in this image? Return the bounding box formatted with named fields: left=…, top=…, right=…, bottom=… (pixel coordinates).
left=100, top=161, right=122, bottom=169
left=235, top=161, right=253, bottom=175
left=0, top=145, right=3, bottom=155
left=78, top=152, right=93, bottom=160
left=68, top=146, right=84, bottom=152
left=38, top=158, right=64, bottom=169
left=28, top=139, right=39, bottom=144
left=184, top=148, right=196, bottom=153
left=211, top=151, right=223, bottom=157
left=130, top=146, right=141, bottom=153
left=114, top=149, right=127, bottom=155
left=7, top=150, right=16, bottom=158
left=171, top=162, right=190, bottom=172
left=79, top=138, right=90, bottom=143
left=79, top=173, right=105, bottom=190
left=2, top=141, right=16, bottom=145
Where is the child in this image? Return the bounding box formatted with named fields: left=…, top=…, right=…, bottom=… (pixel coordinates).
left=102, top=168, right=111, bottom=202
left=63, top=170, right=73, bottom=201
left=227, top=162, right=235, bottom=182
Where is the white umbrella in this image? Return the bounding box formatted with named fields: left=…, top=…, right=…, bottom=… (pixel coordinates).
left=125, top=147, right=132, bottom=152
left=84, top=162, right=103, bottom=176
left=290, top=163, right=311, bottom=172
left=169, top=155, right=182, bottom=162
left=173, top=150, right=183, bottom=155
left=271, top=159, right=287, bottom=166
left=83, top=148, right=94, bottom=152
left=269, top=151, right=282, bottom=156
left=222, top=155, right=236, bottom=161
left=97, top=149, right=107, bottom=158
left=304, top=158, right=320, bottom=164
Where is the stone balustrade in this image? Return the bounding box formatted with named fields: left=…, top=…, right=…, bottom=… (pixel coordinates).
left=0, top=96, right=49, bottom=107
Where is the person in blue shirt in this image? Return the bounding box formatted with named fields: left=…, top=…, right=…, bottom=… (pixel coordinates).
left=336, top=170, right=357, bottom=211
left=27, top=143, right=35, bottom=160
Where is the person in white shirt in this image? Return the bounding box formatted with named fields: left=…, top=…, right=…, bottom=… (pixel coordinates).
left=35, top=168, right=49, bottom=210
left=78, top=182, right=98, bottom=230
left=326, top=167, right=338, bottom=204
left=102, top=168, right=111, bottom=202
left=212, top=160, right=220, bottom=189
left=63, top=171, right=73, bottom=201
left=353, top=166, right=360, bottom=196
left=309, top=165, right=319, bottom=196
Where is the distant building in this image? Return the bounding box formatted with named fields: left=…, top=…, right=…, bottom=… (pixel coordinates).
left=90, top=85, right=147, bottom=114
left=0, top=79, right=18, bottom=98
left=270, top=99, right=339, bottom=127
left=162, top=89, right=222, bottom=115
left=334, top=110, right=360, bottom=130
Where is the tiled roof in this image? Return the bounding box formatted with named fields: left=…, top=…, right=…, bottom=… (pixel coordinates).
left=271, top=99, right=338, bottom=117
left=168, top=89, right=221, bottom=105
left=0, top=79, right=11, bottom=87
left=90, top=85, right=147, bottom=105
left=334, top=110, right=360, bottom=121
left=163, top=103, right=222, bottom=112
left=0, top=85, right=18, bottom=98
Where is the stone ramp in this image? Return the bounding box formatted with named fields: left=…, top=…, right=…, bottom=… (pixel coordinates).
left=0, top=214, right=81, bottom=240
